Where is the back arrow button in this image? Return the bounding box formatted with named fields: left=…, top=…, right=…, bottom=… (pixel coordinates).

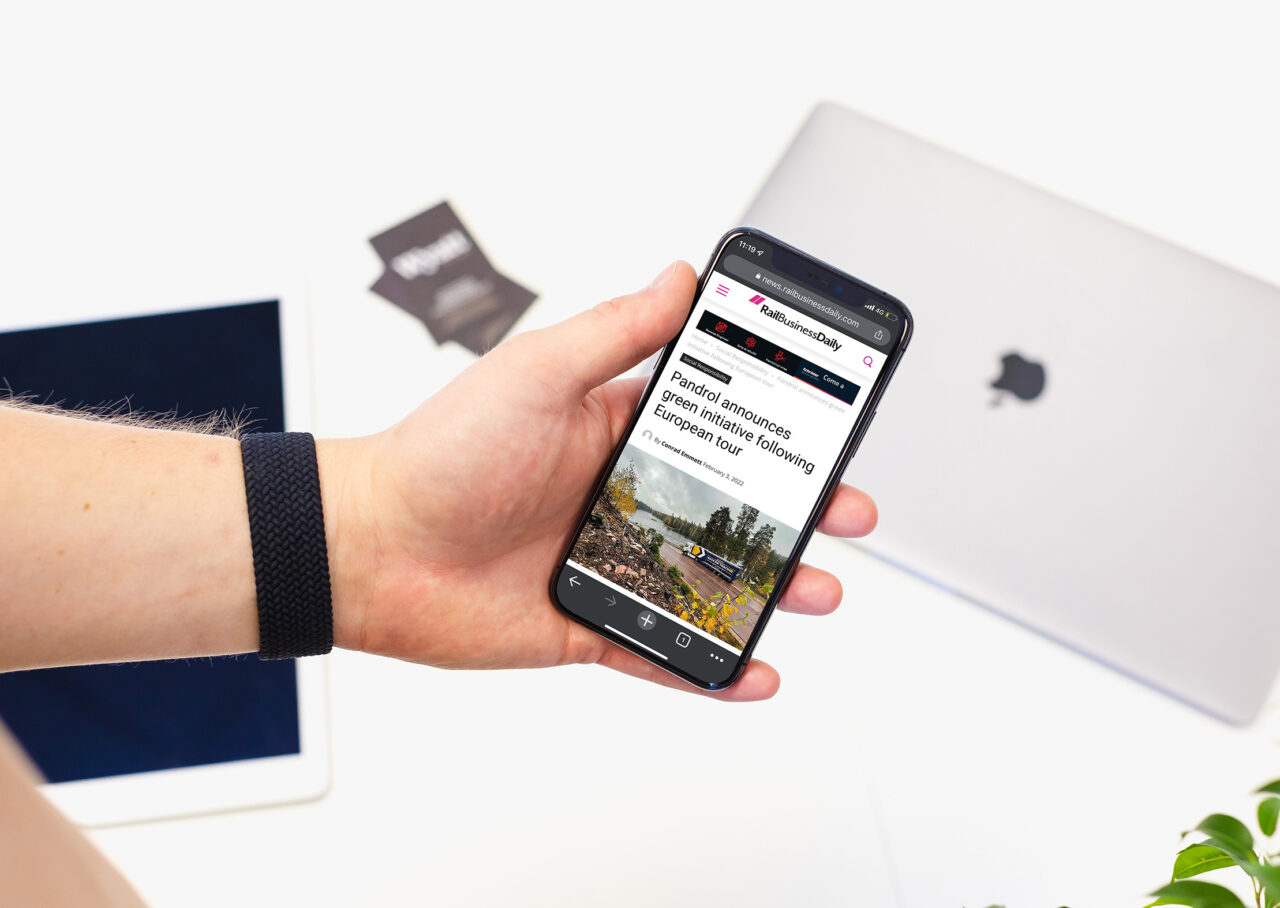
left=568, top=575, right=580, bottom=587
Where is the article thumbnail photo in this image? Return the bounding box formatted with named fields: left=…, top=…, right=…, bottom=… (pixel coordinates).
left=569, top=445, right=800, bottom=651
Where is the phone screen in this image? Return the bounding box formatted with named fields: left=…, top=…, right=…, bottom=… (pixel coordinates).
left=554, top=230, right=910, bottom=687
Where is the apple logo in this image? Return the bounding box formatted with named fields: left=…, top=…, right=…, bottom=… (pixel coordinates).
left=991, top=352, right=1046, bottom=404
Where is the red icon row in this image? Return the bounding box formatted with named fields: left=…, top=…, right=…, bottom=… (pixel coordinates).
left=713, top=321, right=783, bottom=362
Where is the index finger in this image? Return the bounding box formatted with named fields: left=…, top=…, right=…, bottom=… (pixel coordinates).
left=816, top=483, right=878, bottom=537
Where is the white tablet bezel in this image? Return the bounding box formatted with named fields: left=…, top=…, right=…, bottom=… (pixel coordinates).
left=1, top=279, right=330, bottom=826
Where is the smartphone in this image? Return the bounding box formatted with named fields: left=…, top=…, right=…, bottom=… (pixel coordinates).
left=551, top=228, right=912, bottom=689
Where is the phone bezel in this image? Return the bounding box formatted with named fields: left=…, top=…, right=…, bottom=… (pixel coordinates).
left=550, top=226, right=913, bottom=690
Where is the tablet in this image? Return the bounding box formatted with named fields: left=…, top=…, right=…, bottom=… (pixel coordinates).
left=0, top=284, right=329, bottom=825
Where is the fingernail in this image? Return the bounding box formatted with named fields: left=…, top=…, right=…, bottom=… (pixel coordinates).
left=648, top=261, right=679, bottom=290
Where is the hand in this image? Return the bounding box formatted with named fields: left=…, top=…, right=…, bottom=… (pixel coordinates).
left=323, top=262, right=878, bottom=701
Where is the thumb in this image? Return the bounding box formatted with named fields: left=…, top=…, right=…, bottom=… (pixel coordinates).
left=532, top=260, right=696, bottom=396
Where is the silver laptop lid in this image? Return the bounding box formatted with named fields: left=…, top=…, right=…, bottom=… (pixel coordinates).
left=744, top=103, right=1280, bottom=723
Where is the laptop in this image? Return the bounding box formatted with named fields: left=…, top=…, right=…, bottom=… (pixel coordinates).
left=743, top=103, right=1280, bottom=723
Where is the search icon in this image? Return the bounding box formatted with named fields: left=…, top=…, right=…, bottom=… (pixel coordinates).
left=863, top=355, right=874, bottom=368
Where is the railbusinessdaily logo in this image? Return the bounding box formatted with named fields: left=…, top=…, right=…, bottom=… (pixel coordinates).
left=756, top=302, right=843, bottom=353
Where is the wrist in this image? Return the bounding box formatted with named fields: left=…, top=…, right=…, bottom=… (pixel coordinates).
left=315, top=436, right=380, bottom=653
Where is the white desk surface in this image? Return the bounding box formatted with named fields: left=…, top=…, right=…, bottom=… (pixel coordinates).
left=3, top=2, right=1279, bottom=905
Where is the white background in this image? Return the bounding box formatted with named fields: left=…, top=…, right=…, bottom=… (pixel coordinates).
left=2, top=2, right=1279, bottom=906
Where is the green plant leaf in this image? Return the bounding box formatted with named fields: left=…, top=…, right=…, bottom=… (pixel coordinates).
left=1256, top=780, right=1280, bottom=797
left=1173, top=843, right=1236, bottom=880
left=1200, top=837, right=1256, bottom=867
left=1148, top=880, right=1247, bottom=908
left=1260, top=799, right=1280, bottom=837
left=1195, top=814, right=1256, bottom=863
left=1241, top=862, right=1280, bottom=908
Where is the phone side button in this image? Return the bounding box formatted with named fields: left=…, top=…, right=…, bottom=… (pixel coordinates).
left=849, top=410, right=876, bottom=458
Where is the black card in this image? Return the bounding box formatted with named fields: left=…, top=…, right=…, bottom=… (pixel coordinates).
left=451, top=273, right=538, bottom=356
left=369, top=202, right=536, bottom=350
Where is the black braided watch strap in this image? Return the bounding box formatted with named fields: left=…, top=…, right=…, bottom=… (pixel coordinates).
left=240, top=432, right=334, bottom=659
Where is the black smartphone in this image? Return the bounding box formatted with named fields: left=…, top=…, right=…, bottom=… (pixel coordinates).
left=551, top=228, right=912, bottom=689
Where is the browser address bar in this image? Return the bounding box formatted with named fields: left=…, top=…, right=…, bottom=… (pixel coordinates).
left=719, top=254, right=895, bottom=350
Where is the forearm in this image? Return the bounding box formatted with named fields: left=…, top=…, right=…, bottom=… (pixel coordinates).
left=0, top=407, right=371, bottom=671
